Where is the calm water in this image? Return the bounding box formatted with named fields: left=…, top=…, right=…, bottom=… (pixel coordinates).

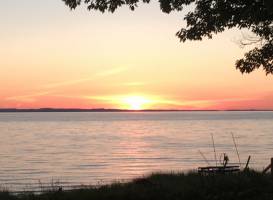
left=0, top=111, right=273, bottom=191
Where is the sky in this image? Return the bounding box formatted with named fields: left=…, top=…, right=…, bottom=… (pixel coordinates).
left=1, top=0, right=273, bottom=110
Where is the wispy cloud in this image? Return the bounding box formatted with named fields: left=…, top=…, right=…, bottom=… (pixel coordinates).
left=121, top=82, right=147, bottom=86
left=163, top=97, right=253, bottom=107
left=4, top=91, right=256, bottom=109
left=5, top=91, right=51, bottom=103
left=4, top=67, right=131, bottom=104
left=153, top=97, right=258, bottom=110
left=96, top=67, right=128, bottom=77
left=42, top=78, right=94, bottom=89
left=43, top=67, right=128, bottom=89
left=81, top=95, right=252, bottom=106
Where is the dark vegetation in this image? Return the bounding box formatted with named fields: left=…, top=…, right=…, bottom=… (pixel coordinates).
left=1, top=170, right=273, bottom=200
left=62, top=0, right=273, bottom=75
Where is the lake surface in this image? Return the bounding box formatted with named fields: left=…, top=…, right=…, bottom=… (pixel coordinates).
left=0, top=111, right=273, bottom=191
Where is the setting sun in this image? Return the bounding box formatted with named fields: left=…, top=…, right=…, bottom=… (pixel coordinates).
left=121, top=96, right=152, bottom=110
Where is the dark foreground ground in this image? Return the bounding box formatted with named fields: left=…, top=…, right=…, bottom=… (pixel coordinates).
left=1, top=171, right=273, bottom=200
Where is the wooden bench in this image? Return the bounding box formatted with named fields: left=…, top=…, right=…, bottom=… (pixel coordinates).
left=198, top=165, right=240, bottom=174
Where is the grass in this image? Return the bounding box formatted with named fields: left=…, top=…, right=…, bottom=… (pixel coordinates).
left=1, top=170, right=273, bottom=200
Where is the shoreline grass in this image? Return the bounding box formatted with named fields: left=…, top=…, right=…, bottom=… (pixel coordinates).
left=1, top=170, right=273, bottom=200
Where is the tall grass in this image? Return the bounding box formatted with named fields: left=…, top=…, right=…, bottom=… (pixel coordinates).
left=1, top=170, right=273, bottom=200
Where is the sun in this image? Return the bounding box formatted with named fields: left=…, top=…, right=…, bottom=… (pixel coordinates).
left=122, top=96, right=151, bottom=110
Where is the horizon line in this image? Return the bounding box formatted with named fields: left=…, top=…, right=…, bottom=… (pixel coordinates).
left=0, top=108, right=273, bottom=112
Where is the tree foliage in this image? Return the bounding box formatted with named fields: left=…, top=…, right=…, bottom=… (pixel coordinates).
left=63, top=0, right=273, bottom=74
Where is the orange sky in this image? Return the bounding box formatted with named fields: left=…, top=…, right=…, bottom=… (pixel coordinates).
left=1, top=1, right=273, bottom=110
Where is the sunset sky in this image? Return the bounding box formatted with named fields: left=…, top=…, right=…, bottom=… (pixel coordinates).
left=1, top=0, right=273, bottom=110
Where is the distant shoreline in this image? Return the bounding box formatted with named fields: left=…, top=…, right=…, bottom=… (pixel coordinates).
left=0, top=108, right=272, bottom=112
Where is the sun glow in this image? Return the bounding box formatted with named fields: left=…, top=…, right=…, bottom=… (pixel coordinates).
left=121, top=96, right=152, bottom=110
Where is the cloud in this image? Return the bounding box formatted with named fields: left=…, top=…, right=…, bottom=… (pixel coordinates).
left=5, top=91, right=51, bottom=103
left=121, top=82, right=147, bottom=86
left=141, top=97, right=256, bottom=109
left=42, top=78, right=94, bottom=89
left=96, top=67, right=128, bottom=77
left=43, top=67, right=128, bottom=89
left=82, top=95, right=251, bottom=107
